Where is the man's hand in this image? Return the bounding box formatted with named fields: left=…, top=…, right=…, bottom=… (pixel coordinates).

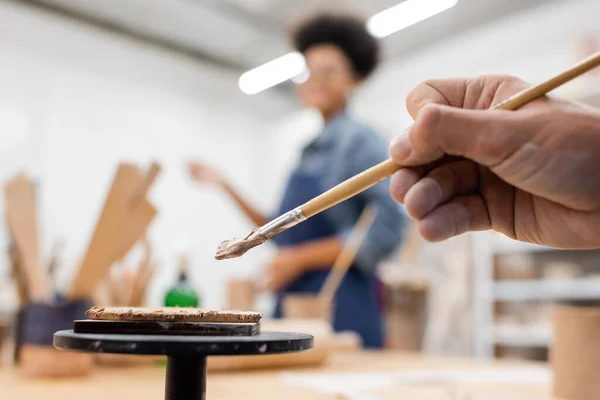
left=262, top=249, right=305, bottom=292
left=389, top=75, right=600, bottom=249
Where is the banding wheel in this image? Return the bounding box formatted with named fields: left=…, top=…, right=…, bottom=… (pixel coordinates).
left=53, top=330, right=313, bottom=400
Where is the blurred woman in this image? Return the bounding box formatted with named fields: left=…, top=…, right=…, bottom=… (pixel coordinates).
left=190, top=14, right=405, bottom=348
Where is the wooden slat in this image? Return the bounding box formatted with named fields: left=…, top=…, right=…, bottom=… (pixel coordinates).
left=112, top=199, right=157, bottom=263
left=69, top=164, right=142, bottom=298
left=128, top=162, right=161, bottom=207
left=4, top=173, right=47, bottom=300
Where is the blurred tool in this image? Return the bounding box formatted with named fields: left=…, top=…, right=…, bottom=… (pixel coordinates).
left=215, top=50, right=600, bottom=260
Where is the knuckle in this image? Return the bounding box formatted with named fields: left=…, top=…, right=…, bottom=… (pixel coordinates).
left=406, top=80, right=449, bottom=118
left=411, top=104, right=446, bottom=155
left=406, top=82, right=432, bottom=116
left=415, top=104, right=443, bottom=136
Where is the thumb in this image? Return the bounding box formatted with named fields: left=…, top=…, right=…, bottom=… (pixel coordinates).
left=390, top=104, right=530, bottom=167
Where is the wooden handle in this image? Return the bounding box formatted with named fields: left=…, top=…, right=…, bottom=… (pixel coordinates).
left=300, top=50, right=600, bottom=221
left=318, top=206, right=377, bottom=302
left=302, top=159, right=399, bottom=218
left=492, top=50, right=600, bottom=111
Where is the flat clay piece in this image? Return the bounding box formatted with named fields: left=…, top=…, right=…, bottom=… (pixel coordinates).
left=74, top=320, right=260, bottom=336
left=86, top=306, right=262, bottom=323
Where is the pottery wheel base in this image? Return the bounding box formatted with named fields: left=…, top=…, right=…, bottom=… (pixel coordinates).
left=54, top=330, right=313, bottom=400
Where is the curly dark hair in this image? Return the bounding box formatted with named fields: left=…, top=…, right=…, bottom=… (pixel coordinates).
left=292, top=14, right=379, bottom=80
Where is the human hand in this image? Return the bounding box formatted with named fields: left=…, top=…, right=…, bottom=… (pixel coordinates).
left=261, top=249, right=305, bottom=292
left=187, top=161, right=224, bottom=186
left=389, top=75, right=600, bottom=249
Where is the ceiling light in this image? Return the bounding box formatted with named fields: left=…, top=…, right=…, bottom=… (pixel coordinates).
left=238, top=52, right=306, bottom=95
left=367, top=0, right=459, bottom=38
left=291, top=66, right=310, bottom=84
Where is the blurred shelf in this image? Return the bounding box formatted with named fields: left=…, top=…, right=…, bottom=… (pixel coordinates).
left=493, top=324, right=551, bottom=347
left=493, top=277, right=600, bottom=301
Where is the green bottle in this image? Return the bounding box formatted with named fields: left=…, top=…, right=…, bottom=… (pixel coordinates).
left=164, top=254, right=199, bottom=308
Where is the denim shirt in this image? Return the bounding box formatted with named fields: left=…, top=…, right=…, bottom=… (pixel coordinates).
left=294, top=111, right=406, bottom=276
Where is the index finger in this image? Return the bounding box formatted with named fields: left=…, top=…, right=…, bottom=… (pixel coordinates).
left=406, top=75, right=531, bottom=120
left=406, top=78, right=467, bottom=120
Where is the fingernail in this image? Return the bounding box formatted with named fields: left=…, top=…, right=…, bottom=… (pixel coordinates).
left=390, top=128, right=413, bottom=161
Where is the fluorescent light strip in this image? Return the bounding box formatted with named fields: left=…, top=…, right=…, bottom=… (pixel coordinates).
left=238, top=0, right=459, bottom=94
left=238, top=51, right=306, bottom=95
left=367, top=0, right=459, bottom=38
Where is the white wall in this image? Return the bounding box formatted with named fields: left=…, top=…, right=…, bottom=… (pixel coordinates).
left=0, top=1, right=295, bottom=312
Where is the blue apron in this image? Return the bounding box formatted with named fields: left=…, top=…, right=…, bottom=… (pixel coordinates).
left=271, top=166, right=384, bottom=349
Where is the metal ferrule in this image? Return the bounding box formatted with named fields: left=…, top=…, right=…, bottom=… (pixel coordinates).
left=247, top=207, right=306, bottom=240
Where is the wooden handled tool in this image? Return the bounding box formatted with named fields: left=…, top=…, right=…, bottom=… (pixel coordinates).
left=318, top=206, right=377, bottom=303
left=216, top=50, right=600, bottom=260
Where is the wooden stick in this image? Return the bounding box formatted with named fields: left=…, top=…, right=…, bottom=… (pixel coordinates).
left=492, top=50, right=600, bottom=110
left=4, top=173, right=48, bottom=301
left=301, top=50, right=600, bottom=219
left=318, top=206, right=377, bottom=303
left=112, top=199, right=157, bottom=262
left=69, top=164, right=141, bottom=299
left=128, top=162, right=161, bottom=208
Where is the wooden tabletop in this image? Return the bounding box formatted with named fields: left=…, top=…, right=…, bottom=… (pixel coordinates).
left=0, top=351, right=554, bottom=400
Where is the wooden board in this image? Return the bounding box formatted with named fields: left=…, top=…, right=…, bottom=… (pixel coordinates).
left=127, top=162, right=161, bottom=208
left=4, top=173, right=47, bottom=300
left=69, top=164, right=142, bottom=298
left=70, top=162, right=160, bottom=299
left=112, top=199, right=157, bottom=263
